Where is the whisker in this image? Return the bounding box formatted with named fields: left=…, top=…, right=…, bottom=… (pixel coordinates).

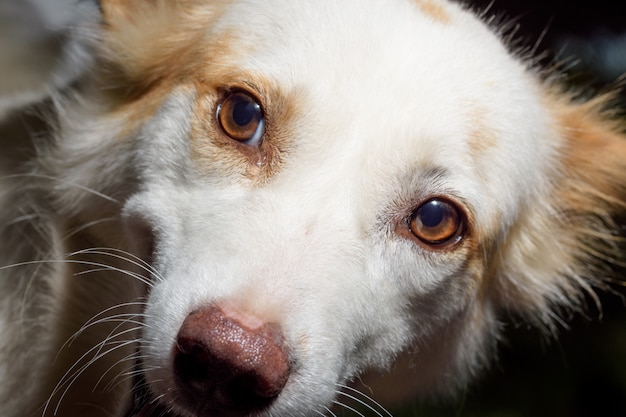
left=68, top=256, right=153, bottom=287
left=63, top=218, right=117, bottom=240
left=336, top=384, right=394, bottom=417
left=150, top=392, right=168, bottom=405
left=335, top=393, right=384, bottom=417
left=75, top=266, right=152, bottom=287
left=106, top=355, right=159, bottom=392
left=65, top=300, right=148, bottom=344
left=3, top=173, right=120, bottom=204
left=325, top=406, right=339, bottom=417
left=67, top=315, right=146, bottom=348
left=91, top=316, right=144, bottom=363
left=70, top=247, right=161, bottom=280
left=58, top=339, right=140, bottom=415
left=54, top=326, right=141, bottom=395
left=97, top=349, right=141, bottom=392
left=315, top=408, right=331, bottom=417
left=45, top=335, right=141, bottom=416
left=77, top=311, right=148, bottom=335
left=333, top=400, right=366, bottom=417
left=0, top=259, right=152, bottom=287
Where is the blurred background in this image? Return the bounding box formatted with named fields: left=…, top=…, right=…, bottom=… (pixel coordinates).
left=396, top=1, right=626, bottom=416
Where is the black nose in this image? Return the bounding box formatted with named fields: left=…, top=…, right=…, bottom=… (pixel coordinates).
left=174, top=306, right=290, bottom=417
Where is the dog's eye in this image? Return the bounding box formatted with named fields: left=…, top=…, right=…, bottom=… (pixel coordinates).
left=409, top=198, right=464, bottom=247
left=217, top=92, right=265, bottom=145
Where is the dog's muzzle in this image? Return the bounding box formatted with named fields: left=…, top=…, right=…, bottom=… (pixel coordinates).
left=126, top=305, right=291, bottom=417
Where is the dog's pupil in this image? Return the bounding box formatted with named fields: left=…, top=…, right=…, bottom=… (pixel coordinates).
left=419, top=201, right=445, bottom=228
left=232, top=98, right=259, bottom=127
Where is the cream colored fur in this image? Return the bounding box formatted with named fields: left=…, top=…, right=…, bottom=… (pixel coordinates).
left=1, top=0, right=625, bottom=416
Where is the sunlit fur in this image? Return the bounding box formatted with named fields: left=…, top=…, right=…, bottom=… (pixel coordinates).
left=1, top=0, right=625, bottom=416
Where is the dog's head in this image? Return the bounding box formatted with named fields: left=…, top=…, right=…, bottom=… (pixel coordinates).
left=48, top=0, right=626, bottom=416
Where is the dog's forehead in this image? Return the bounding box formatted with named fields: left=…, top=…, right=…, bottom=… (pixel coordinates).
left=217, top=0, right=499, bottom=94
left=204, top=0, right=556, bottom=219
left=211, top=0, right=546, bottom=145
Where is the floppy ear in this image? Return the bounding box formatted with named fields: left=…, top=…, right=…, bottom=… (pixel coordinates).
left=489, top=91, right=626, bottom=330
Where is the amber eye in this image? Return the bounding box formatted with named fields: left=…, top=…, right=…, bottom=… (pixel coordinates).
left=217, top=92, right=265, bottom=145
left=409, top=198, right=464, bottom=247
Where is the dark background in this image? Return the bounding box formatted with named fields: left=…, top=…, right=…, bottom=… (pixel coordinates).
left=469, top=0, right=626, bottom=87
left=403, top=1, right=626, bottom=416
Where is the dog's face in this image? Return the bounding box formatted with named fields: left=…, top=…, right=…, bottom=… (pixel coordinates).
left=45, top=0, right=626, bottom=416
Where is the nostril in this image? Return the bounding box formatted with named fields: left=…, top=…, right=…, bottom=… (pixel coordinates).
left=175, top=341, right=214, bottom=389
left=227, top=371, right=281, bottom=409
left=174, top=305, right=290, bottom=416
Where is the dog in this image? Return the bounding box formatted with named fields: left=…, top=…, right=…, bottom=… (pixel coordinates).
left=1, top=0, right=625, bottom=416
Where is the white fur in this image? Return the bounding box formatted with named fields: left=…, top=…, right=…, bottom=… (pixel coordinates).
left=1, top=1, right=624, bottom=416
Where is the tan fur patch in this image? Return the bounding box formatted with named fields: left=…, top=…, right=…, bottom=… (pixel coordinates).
left=554, top=94, right=626, bottom=203
left=553, top=92, right=626, bottom=275
left=412, top=0, right=451, bottom=24
left=98, top=1, right=230, bottom=97
left=94, top=2, right=253, bottom=141
left=488, top=90, right=626, bottom=327
left=466, top=107, right=498, bottom=161
left=189, top=74, right=305, bottom=185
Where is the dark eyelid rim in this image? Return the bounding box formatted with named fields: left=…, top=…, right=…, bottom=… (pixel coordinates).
left=217, top=84, right=267, bottom=114
left=396, top=195, right=471, bottom=252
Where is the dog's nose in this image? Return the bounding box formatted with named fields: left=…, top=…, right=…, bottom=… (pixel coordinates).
left=174, top=305, right=290, bottom=416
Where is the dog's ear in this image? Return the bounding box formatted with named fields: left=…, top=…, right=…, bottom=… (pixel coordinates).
left=488, top=91, right=626, bottom=330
